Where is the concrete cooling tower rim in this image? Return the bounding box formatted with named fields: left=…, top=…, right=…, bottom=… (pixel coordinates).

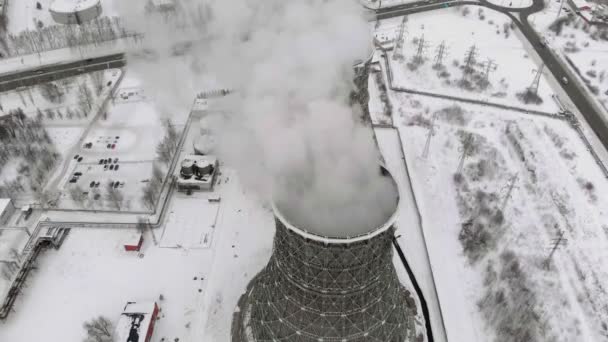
left=272, top=166, right=400, bottom=245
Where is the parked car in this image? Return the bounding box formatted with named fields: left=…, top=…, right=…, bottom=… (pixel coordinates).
left=107, top=158, right=112, bottom=163
left=111, top=144, right=116, bottom=149
left=99, top=159, right=104, bottom=165
left=22, top=206, right=33, bottom=220
left=89, top=181, right=95, bottom=188
left=95, top=182, right=100, bottom=188
left=69, top=178, right=78, bottom=183
left=77, top=157, right=83, bottom=162
left=74, top=172, right=83, bottom=176
left=110, top=165, right=115, bottom=170
left=74, top=154, right=80, bottom=160
left=113, top=158, right=119, bottom=163
left=114, top=165, right=120, bottom=171
left=94, top=193, right=101, bottom=200
left=109, top=181, right=115, bottom=187
left=107, top=143, right=112, bottom=149
left=114, top=182, right=120, bottom=189
left=104, top=165, right=109, bottom=170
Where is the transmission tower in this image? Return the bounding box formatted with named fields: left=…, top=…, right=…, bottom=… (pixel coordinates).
left=392, top=16, right=408, bottom=61
left=433, top=40, right=448, bottom=68
left=461, top=45, right=478, bottom=82
left=457, top=133, right=474, bottom=173
left=422, top=112, right=438, bottom=159
left=482, top=58, right=498, bottom=83
left=527, top=64, right=545, bottom=96
left=500, top=173, right=519, bottom=211
left=412, top=34, right=429, bottom=64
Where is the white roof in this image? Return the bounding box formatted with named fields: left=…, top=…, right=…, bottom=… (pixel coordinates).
left=114, top=302, right=156, bottom=342
left=0, top=198, right=11, bottom=214
left=50, top=0, right=100, bottom=13
left=124, top=231, right=142, bottom=246
left=0, top=230, right=29, bottom=262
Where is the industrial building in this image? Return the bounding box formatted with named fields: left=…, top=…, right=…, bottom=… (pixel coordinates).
left=114, top=301, right=159, bottom=342
left=49, top=0, right=102, bottom=25
left=176, top=155, right=218, bottom=192
left=0, top=199, right=15, bottom=226
left=233, top=167, right=419, bottom=341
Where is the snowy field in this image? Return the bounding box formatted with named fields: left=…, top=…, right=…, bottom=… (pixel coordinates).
left=389, top=89, right=608, bottom=341
left=375, top=6, right=559, bottom=113
left=486, top=0, right=532, bottom=8
left=49, top=70, right=188, bottom=212
left=0, top=168, right=275, bottom=342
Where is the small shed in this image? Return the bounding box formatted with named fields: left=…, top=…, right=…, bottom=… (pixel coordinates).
left=114, top=301, right=159, bottom=342
left=124, top=232, right=143, bottom=252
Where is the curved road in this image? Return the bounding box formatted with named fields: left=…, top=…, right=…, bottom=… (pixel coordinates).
left=373, top=0, right=608, bottom=152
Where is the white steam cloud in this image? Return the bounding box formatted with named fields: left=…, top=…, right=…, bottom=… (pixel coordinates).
left=116, top=0, right=398, bottom=237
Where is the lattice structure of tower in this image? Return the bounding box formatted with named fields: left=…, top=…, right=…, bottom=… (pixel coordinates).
left=393, top=16, right=408, bottom=61
left=233, top=168, right=417, bottom=342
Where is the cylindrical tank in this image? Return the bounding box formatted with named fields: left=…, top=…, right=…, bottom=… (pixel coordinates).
left=234, top=167, right=416, bottom=341
left=180, top=159, right=194, bottom=178
left=49, top=0, right=102, bottom=25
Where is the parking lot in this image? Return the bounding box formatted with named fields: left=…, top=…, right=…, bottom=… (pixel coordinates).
left=60, top=160, right=156, bottom=211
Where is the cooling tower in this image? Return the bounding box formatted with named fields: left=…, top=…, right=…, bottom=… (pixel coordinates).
left=233, top=166, right=416, bottom=341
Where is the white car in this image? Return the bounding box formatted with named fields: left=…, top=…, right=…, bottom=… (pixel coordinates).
left=561, top=77, right=569, bottom=85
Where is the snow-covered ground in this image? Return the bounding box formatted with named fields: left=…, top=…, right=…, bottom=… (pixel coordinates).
left=370, top=5, right=608, bottom=341
left=375, top=6, right=559, bottom=113
left=51, top=70, right=183, bottom=212
left=388, top=88, right=608, bottom=341
left=0, top=168, right=275, bottom=342
left=486, top=0, right=533, bottom=8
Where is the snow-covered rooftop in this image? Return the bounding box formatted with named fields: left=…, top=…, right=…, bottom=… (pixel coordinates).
left=177, top=155, right=218, bottom=186
left=114, top=301, right=157, bottom=342
left=0, top=198, right=11, bottom=216
left=50, top=0, right=100, bottom=13
left=0, top=230, right=29, bottom=262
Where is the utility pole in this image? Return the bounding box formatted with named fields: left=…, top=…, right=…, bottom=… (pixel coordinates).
left=461, top=45, right=478, bottom=82
left=422, top=112, right=438, bottom=159
left=392, top=16, right=408, bottom=61
left=501, top=173, right=519, bottom=211
left=457, top=133, right=474, bottom=173
left=527, top=64, right=545, bottom=97
left=544, top=230, right=567, bottom=269
left=433, top=40, right=448, bottom=68
left=412, top=34, right=429, bottom=64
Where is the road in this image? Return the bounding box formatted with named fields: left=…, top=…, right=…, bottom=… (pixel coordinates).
left=0, top=53, right=126, bottom=92
left=372, top=0, right=608, bottom=153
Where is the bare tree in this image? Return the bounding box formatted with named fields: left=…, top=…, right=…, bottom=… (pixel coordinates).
left=105, top=183, right=124, bottom=210
left=83, top=316, right=113, bottom=342
left=69, top=185, right=87, bottom=207
left=141, top=183, right=157, bottom=211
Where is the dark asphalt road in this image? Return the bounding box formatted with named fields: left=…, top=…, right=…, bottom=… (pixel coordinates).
left=0, top=53, right=126, bottom=92
left=373, top=0, right=608, bottom=152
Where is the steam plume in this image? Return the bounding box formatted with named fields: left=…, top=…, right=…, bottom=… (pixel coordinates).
left=116, top=0, right=398, bottom=237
